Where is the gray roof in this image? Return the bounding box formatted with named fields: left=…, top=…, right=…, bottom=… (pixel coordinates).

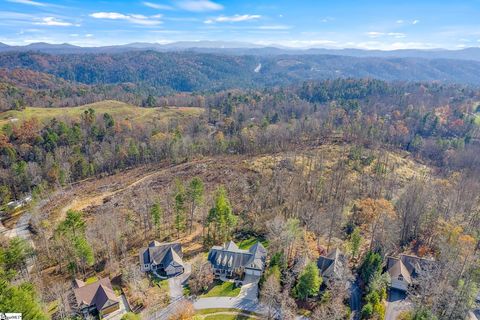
left=140, top=242, right=183, bottom=267
left=386, top=254, right=435, bottom=282
left=208, top=241, right=267, bottom=271
left=317, top=248, right=346, bottom=280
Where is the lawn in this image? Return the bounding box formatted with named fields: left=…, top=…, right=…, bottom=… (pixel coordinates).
left=237, top=237, right=269, bottom=250
left=195, top=309, right=260, bottom=320
left=0, top=100, right=203, bottom=126
left=200, top=281, right=241, bottom=298
left=85, top=276, right=99, bottom=284
left=203, top=314, right=256, bottom=320
left=474, top=114, right=480, bottom=126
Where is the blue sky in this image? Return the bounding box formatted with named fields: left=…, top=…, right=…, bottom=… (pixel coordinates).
left=1, top=0, right=480, bottom=49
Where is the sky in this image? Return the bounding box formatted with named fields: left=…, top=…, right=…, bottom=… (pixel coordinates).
left=1, top=0, right=480, bottom=49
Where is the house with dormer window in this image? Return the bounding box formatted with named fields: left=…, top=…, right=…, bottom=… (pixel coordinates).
left=386, top=254, right=435, bottom=291
left=139, top=241, right=184, bottom=277
left=207, top=241, right=267, bottom=281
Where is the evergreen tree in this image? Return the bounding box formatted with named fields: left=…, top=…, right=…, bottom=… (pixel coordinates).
left=359, top=250, right=383, bottom=285
left=349, top=227, right=362, bottom=259
left=293, top=262, right=322, bottom=300
left=187, top=177, right=204, bottom=234
left=207, top=186, right=237, bottom=243
left=150, top=202, right=163, bottom=237
left=174, top=180, right=187, bottom=237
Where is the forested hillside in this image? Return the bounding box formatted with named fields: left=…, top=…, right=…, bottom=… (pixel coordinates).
left=2, top=51, right=480, bottom=101
left=0, top=79, right=479, bottom=205
left=0, top=76, right=479, bottom=319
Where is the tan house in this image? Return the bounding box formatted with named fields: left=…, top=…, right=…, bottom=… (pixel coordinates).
left=386, top=254, right=435, bottom=292
left=73, top=277, right=120, bottom=318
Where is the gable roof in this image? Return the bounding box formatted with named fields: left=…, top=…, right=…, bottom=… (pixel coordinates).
left=140, top=242, right=183, bottom=267
left=247, top=242, right=268, bottom=270
left=386, top=254, right=435, bottom=283
left=388, top=259, right=412, bottom=284
left=317, top=248, right=345, bottom=279
left=73, top=277, right=119, bottom=311
left=208, top=241, right=267, bottom=271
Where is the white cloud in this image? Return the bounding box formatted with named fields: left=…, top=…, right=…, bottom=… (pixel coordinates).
left=90, top=12, right=129, bottom=19
left=367, top=31, right=384, bottom=38
left=85, top=34, right=93, bottom=37
left=36, top=17, right=78, bottom=27
left=177, top=0, right=223, bottom=12
left=6, top=0, right=47, bottom=7
left=258, top=25, right=291, bottom=30
left=387, top=32, right=406, bottom=38
left=367, top=31, right=406, bottom=39
left=320, top=17, right=334, bottom=23
left=142, top=2, right=174, bottom=10
left=204, top=14, right=261, bottom=24
left=260, top=39, right=337, bottom=48
left=90, top=12, right=163, bottom=25
left=396, top=19, right=419, bottom=25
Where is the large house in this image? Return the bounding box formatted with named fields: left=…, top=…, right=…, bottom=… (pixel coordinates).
left=73, top=277, right=120, bottom=318
left=386, top=254, right=435, bottom=292
left=317, top=248, right=347, bottom=283
left=139, top=241, right=184, bottom=277
left=208, top=241, right=267, bottom=281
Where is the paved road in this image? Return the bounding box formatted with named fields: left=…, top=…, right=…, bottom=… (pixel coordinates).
left=0, top=212, right=35, bottom=272
left=168, top=263, right=191, bottom=300
left=385, top=289, right=412, bottom=320
left=349, top=280, right=362, bottom=320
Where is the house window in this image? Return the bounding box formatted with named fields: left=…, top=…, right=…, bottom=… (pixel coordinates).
left=398, top=275, right=403, bottom=281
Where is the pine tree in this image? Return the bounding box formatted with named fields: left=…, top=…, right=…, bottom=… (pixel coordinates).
left=207, top=186, right=237, bottom=243
left=187, top=177, right=204, bottom=234
left=174, top=180, right=187, bottom=237
left=350, top=227, right=362, bottom=259
left=151, top=202, right=163, bottom=237
left=293, top=262, right=322, bottom=300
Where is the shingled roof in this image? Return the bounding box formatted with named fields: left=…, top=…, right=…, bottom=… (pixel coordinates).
left=141, top=241, right=183, bottom=267
left=317, top=248, right=346, bottom=280
left=386, top=254, right=435, bottom=283
left=73, top=277, right=119, bottom=311
left=208, top=241, right=267, bottom=271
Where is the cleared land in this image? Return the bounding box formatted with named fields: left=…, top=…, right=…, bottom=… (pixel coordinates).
left=0, top=100, right=203, bottom=126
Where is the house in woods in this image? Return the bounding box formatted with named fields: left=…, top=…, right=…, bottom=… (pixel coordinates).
left=73, top=277, right=120, bottom=318
left=207, top=241, right=267, bottom=282
left=317, top=248, right=347, bottom=283
left=386, top=254, right=435, bottom=292
left=139, top=241, right=184, bottom=277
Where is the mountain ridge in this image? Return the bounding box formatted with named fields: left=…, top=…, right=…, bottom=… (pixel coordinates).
left=1, top=41, right=480, bottom=61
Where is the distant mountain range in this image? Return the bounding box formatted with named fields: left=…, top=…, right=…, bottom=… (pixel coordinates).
left=2, top=41, right=480, bottom=61
left=2, top=50, right=480, bottom=89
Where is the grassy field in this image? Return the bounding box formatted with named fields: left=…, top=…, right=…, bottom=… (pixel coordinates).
left=84, top=276, right=99, bottom=284
left=237, top=237, right=269, bottom=250
left=474, top=114, right=480, bottom=126
left=0, top=100, right=203, bottom=126
left=195, top=308, right=260, bottom=320
left=201, top=281, right=241, bottom=298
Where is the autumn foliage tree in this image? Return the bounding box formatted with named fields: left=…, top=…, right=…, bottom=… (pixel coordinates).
left=353, top=198, right=395, bottom=250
